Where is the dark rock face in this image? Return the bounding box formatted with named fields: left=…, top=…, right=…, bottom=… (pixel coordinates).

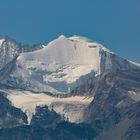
left=84, top=69, right=140, bottom=140
left=0, top=92, right=27, bottom=128
left=67, top=66, right=140, bottom=140
left=0, top=106, right=97, bottom=140
left=122, top=102, right=140, bottom=140
left=0, top=123, right=96, bottom=140
left=31, top=105, right=62, bottom=125
left=0, top=39, right=18, bottom=71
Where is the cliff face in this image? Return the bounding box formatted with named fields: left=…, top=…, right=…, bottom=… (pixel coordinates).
left=85, top=69, right=140, bottom=140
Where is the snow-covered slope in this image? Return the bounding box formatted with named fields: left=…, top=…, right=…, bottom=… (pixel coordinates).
left=5, top=35, right=118, bottom=93
left=3, top=35, right=139, bottom=94
left=1, top=89, right=93, bottom=124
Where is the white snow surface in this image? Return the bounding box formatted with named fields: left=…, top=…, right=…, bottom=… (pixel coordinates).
left=0, top=39, right=5, bottom=46
left=129, top=60, right=140, bottom=67
left=128, top=90, right=140, bottom=101
left=3, top=89, right=93, bottom=124
left=12, top=35, right=110, bottom=93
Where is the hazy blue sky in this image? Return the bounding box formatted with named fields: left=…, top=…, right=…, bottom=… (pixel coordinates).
left=0, top=0, right=140, bottom=62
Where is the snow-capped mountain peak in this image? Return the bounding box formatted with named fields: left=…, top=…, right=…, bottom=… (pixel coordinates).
left=2, top=35, right=139, bottom=95
left=12, top=35, right=104, bottom=93
left=0, top=35, right=140, bottom=140
left=58, top=34, right=66, bottom=39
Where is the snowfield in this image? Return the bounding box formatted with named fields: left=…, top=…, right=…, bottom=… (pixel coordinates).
left=4, top=35, right=139, bottom=94
left=11, top=35, right=108, bottom=93
left=3, top=89, right=93, bottom=124
left=0, top=39, right=5, bottom=46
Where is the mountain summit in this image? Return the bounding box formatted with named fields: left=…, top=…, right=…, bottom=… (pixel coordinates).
left=1, top=35, right=139, bottom=94
left=0, top=35, right=140, bottom=140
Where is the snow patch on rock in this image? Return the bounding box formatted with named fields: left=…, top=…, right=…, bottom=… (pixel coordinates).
left=0, top=39, right=5, bottom=46
left=128, top=90, right=140, bottom=102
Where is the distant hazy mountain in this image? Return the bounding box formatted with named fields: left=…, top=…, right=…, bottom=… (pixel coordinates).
left=0, top=35, right=139, bottom=140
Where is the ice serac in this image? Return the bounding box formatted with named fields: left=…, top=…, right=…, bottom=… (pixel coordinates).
left=6, top=35, right=119, bottom=94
